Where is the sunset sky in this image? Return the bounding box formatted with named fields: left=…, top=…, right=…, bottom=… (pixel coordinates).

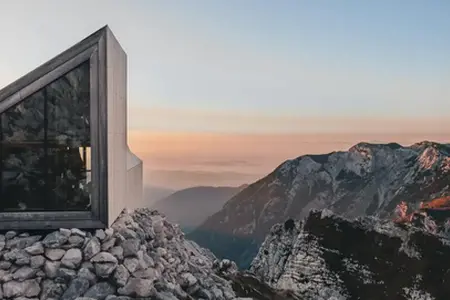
left=0, top=1, right=449, bottom=189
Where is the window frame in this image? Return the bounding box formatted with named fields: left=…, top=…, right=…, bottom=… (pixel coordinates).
left=0, top=29, right=108, bottom=230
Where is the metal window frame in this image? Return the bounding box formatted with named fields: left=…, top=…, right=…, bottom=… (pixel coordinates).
left=0, top=27, right=109, bottom=230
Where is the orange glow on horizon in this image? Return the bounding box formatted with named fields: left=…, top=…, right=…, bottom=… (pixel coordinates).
left=128, top=130, right=449, bottom=189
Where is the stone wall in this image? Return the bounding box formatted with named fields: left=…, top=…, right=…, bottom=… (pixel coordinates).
left=0, top=208, right=238, bottom=300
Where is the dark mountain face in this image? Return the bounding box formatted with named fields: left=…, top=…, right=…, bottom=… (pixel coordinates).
left=250, top=209, right=450, bottom=300
left=188, top=141, right=450, bottom=268
left=152, top=185, right=246, bottom=232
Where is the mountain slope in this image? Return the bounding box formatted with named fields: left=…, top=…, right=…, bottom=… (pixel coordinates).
left=250, top=209, right=450, bottom=300
left=189, top=141, right=450, bottom=268
left=152, top=185, right=247, bottom=231
left=144, top=185, right=175, bottom=206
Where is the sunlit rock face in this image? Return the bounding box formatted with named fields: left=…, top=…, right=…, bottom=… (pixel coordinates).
left=0, top=61, right=91, bottom=212
left=251, top=209, right=450, bottom=300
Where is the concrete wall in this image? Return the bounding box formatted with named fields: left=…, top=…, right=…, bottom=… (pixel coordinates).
left=105, top=28, right=143, bottom=226
left=126, top=151, right=144, bottom=210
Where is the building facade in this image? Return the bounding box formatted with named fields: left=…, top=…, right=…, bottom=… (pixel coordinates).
left=0, top=26, right=143, bottom=230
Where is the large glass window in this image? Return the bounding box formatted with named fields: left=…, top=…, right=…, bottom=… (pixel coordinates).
left=0, top=61, right=91, bottom=212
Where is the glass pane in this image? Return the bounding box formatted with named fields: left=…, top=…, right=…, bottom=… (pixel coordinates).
left=0, top=61, right=91, bottom=212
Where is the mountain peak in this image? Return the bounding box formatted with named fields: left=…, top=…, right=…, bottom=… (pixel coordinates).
left=349, top=141, right=403, bottom=152
left=411, top=140, right=450, bottom=155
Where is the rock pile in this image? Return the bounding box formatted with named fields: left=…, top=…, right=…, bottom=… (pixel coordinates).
left=0, top=208, right=240, bottom=300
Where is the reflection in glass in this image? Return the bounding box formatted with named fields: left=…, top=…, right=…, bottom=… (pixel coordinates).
left=0, top=61, right=91, bottom=212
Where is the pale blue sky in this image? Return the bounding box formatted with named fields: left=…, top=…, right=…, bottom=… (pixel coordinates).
left=0, top=0, right=449, bottom=133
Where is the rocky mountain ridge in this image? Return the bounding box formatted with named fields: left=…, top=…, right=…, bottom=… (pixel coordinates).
left=250, top=209, right=450, bottom=300
left=189, top=141, right=450, bottom=268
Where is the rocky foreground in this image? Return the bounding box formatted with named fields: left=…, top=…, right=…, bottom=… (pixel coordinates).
left=0, top=208, right=264, bottom=300
left=250, top=209, right=450, bottom=300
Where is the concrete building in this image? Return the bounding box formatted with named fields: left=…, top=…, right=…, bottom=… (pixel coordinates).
left=0, top=26, right=143, bottom=230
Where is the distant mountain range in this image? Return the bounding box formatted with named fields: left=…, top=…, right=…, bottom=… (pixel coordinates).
left=188, top=141, right=450, bottom=268
left=151, top=185, right=248, bottom=232
left=144, top=185, right=176, bottom=206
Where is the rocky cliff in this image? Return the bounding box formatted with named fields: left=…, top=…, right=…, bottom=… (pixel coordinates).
left=189, top=141, right=450, bottom=268
left=0, top=208, right=256, bottom=300
left=250, top=209, right=450, bottom=300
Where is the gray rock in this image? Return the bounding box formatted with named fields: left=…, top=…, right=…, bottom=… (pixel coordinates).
left=0, top=261, right=12, bottom=270
left=25, top=242, right=44, bottom=255
left=42, top=231, right=69, bottom=249
left=101, top=237, right=116, bottom=251
left=104, top=228, right=114, bottom=239
left=180, top=272, right=198, bottom=288
left=67, top=235, right=85, bottom=248
left=45, top=248, right=66, bottom=261
left=110, top=246, right=123, bottom=261
left=81, top=261, right=95, bottom=272
left=91, top=252, right=118, bottom=264
left=7, top=235, right=41, bottom=250
left=4, top=249, right=30, bottom=265
left=95, top=229, right=106, bottom=240
left=60, top=277, right=90, bottom=300
left=154, top=291, right=179, bottom=300
left=60, top=228, right=72, bottom=237
left=132, top=267, right=159, bottom=280
left=44, top=261, right=61, bottom=278
left=56, top=268, right=77, bottom=283
left=12, top=266, right=36, bottom=281
left=70, top=228, right=87, bottom=237
left=77, top=267, right=97, bottom=286
left=40, top=279, right=67, bottom=300
left=114, top=233, right=126, bottom=244
left=123, top=257, right=139, bottom=273
left=197, top=288, right=213, bottom=299
left=0, top=269, right=13, bottom=282
left=94, top=262, right=118, bottom=278
left=30, top=255, right=45, bottom=269
left=105, top=296, right=132, bottom=300
left=121, top=239, right=140, bottom=257
left=3, top=278, right=40, bottom=298
left=211, top=287, right=224, bottom=299
left=113, top=265, right=129, bottom=287
left=118, top=228, right=138, bottom=240
left=0, top=235, right=5, bottom=251
left=117, top=278, right=155, bottom=297
left=5, top=231, right=17, bottom=240
left=83, top=282, right=116, bottom=299
left=90, top=252, right=118, bottom=278
left=61, top=248, right=83, bottom=269
left=83, top=238, right=101, bottom=260
left=36, top=270, right=45, bottom=277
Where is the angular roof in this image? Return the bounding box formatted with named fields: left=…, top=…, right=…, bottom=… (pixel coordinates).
left=0, top=25, right=110, bottom=113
